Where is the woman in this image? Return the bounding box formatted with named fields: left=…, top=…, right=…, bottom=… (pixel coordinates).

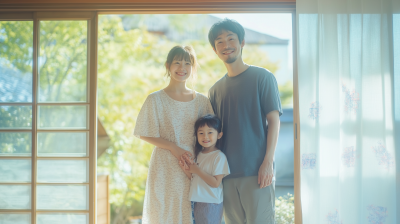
left=134, top=45, right=213, bottom=224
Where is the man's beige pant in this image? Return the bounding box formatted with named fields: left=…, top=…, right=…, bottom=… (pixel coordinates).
left=223, top=176, right=275, bottom=224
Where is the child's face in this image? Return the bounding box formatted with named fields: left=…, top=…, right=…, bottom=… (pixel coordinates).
left=196, top=124, right=222, bottom=149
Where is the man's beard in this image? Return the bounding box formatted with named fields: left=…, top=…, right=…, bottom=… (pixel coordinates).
left=225, top=55, right=238, bottom=64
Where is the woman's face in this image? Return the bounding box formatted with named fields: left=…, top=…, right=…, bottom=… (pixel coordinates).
left=168, top=58, right=193, bottom=83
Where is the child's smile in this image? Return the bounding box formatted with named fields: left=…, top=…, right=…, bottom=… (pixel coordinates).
left=197, top=124, right=223, bottom=150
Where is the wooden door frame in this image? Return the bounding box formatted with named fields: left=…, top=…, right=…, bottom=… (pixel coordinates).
left=0, top=11, right=98, bottom=224
left=0, top=2, right=301, bottom=224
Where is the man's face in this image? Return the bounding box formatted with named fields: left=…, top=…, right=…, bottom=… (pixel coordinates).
left=213, top=30, right=244, bottom=64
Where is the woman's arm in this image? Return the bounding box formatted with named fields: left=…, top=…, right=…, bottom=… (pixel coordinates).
left=187, top=163, right=224, bottom=188
left=140, top=136, right=192, bottom=159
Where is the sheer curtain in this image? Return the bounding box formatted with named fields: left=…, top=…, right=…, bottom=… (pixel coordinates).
left=296, top=0, right=400, bottom=223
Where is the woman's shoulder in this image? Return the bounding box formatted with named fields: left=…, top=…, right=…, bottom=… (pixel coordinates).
left=145, top=90, right=164, bottom=101
left=195, top=92, right=210, bottom=103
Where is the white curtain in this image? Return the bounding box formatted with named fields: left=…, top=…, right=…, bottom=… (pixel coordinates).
left=296, top=0, right=400, bottom=223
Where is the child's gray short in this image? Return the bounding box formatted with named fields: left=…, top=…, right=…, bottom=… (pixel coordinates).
left=193, top=201, right=223, bottom=224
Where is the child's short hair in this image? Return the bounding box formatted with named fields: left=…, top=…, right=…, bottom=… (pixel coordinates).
left=194, top=114, right=222, bottom=160
left=208, top=18, right=245, bottom=50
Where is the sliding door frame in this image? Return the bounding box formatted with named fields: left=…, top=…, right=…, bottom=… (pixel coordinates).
left=0, top=11, right=98, bottom=224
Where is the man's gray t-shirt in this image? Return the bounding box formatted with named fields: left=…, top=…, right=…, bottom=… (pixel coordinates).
left=208, top=65, right=282, bottom=179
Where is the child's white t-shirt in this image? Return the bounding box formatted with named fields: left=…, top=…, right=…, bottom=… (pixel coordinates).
left=189, top=150, right=230, bottom=204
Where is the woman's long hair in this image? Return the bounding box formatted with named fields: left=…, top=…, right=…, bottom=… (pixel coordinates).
left=193, top=114, right=222, bottom=161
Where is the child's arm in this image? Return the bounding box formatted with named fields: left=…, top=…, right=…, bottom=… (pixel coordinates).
left=188, top=163, right=224, bottom=188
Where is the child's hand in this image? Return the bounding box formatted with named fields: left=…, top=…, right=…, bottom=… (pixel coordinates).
left=179, top=156, right=190, bottom=170
left=186, top=162, right=200, bottom=174
left=182, top=153, right=194, bottom=166
left=178, top=160, right=187, bottom=170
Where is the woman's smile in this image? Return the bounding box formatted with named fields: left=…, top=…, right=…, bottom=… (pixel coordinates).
left=175, top=72, right=186, bottom=76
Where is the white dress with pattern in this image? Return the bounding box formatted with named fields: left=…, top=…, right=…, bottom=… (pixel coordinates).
left=134, top=90, right=214, bottom=224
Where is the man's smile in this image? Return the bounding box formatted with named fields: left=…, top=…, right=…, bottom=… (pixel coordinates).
left=223, top=50, right=234, bottom=55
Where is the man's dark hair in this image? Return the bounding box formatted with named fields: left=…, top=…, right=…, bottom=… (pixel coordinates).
left=208, top=18, right=245, bottom=50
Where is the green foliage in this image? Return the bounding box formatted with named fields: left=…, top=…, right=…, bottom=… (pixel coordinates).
left=0, top=106, right=32, bottom=129
left=38, top=21, right=87, bottom=102
left=275, top=193, right=295, bottom=224
left=0, top=21, right=33, bottom=73
left=279, top=80, right=294, bottom=107
left=0, top=132, right=31, bottom=155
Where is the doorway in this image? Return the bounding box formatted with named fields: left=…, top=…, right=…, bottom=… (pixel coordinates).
left=96, top=13, right=294, bottom=224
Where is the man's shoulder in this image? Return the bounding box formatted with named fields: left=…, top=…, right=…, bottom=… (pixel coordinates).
left=209, top=75, right=227, bottom=94
left=248, top=65, right=274, bottom=78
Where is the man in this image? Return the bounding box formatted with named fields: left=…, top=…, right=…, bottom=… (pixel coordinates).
left=208, top=18, right=282, bottom=224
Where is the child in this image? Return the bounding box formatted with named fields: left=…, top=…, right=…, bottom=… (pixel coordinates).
left=179, top=114, right=230, bottom=224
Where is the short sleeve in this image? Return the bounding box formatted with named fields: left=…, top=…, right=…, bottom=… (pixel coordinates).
left=259, top=72, right=283, bottom=116
left=212, top=152, right=230, bottom=177
left=133, top=94, right=160, bottom=138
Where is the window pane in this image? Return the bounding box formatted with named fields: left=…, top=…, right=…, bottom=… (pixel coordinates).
left=37, top=185, right=87, bottom=210
left=38, top=20, right=87, bottom=102
left=0, top=106, right=32, bottom=129
left=38, top=106, right=87, bottom=129
left=0, top=213, right=30, bottom=224
left=37, top=132, right=87, bottom=157
left=0, top=21, right=33, bottom=103
left=37, top=213, right=88, bottom=224
left=0, top=159, right=31, bottom=182
left=0, top=185, right=31, bottom=209
left=37, top=160, right=87, bottom=183
left=0, top=132, right=31, bottom=156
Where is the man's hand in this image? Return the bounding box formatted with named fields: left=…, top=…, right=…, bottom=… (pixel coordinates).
left=258, top=161, right=273, bottom=188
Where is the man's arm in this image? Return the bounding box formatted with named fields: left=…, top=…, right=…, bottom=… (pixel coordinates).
left=258, top=110, right=280, bottom=188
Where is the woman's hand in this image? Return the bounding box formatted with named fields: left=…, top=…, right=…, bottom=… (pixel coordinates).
left=139, top=136, right=192, bottom=160
left=171, top=146, right=192, bottom=160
